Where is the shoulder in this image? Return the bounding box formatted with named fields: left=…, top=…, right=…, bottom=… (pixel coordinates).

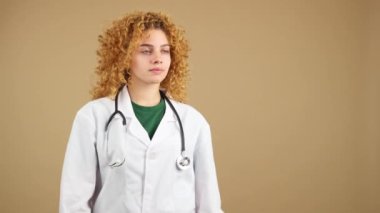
left=171, top=100, right=210, bottom=128
left=74, top=97, right=113, bottom=121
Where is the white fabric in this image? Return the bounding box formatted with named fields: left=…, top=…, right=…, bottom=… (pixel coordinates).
left=59, top=86, right=223, bottom=213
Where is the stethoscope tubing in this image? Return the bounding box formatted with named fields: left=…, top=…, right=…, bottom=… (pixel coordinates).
left=105, top=85, right=127, bottom=131
left=159, top=90, right=186, bottom=153
left=105, top=84, right=190, bottom=170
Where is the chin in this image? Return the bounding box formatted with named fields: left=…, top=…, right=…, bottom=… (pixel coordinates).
left=146, top=78, right=165, bottom=85
left=150, top=75, right=168, bottom=83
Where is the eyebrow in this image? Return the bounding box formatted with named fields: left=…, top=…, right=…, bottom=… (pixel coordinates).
left=139, top=44, right=170, bottom=48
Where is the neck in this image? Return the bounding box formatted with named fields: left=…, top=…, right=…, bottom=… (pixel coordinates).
left=128, top=82, right=161, bottom=106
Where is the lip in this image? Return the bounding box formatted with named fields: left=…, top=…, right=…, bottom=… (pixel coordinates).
left=149, top=68, right=163, bottom=72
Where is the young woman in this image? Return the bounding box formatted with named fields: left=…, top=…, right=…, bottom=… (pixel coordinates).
left=60, top=11, right=223, bottom=213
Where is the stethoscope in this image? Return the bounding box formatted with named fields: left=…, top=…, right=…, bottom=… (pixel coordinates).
left=105, top=84, right=191, bottom=170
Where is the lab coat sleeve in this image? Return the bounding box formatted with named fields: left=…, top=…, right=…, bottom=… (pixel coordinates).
left=59, top=110, right=97, bottom=213
left=194, top=122, right=224, bottom=213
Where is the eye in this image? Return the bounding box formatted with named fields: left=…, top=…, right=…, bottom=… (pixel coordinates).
left=161, top=49, right=170, bottom=54
left=140, top=49, right=152, bottom=54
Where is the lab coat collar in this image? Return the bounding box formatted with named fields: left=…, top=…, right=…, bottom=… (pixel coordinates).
left=118, top=85, right=177, bottom=122
left=117, top=85, right=178, bottom=146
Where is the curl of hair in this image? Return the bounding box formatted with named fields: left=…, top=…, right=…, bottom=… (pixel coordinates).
left=91, top=11, right=190, bottom=102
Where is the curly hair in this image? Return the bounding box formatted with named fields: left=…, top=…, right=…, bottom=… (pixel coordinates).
left=91, top=11, right=190, bottom=102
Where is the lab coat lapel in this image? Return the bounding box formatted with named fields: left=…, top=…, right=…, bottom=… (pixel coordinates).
left=118, top=85, right=150, bottom=146
left=150, top=97, right=179, bottom=146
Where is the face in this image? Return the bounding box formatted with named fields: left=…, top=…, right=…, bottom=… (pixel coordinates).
left=129, top=29, right=171, bottom=86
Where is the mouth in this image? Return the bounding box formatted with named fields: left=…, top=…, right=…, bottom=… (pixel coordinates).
left=149, top=68, right=163, bottom=72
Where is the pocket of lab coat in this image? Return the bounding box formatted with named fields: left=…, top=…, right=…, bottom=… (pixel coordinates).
left=105, top=116, right=127, bottom=168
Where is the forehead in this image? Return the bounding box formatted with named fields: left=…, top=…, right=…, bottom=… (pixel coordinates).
left=138, top=29, right=169, bottom=44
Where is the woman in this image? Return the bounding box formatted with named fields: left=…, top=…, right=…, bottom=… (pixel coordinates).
left=60, top=11, right=223, bottom=213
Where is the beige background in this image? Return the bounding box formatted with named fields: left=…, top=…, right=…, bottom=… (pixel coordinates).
left=0, top=0, right=379, bottom=212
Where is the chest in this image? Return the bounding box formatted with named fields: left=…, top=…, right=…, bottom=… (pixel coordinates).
left=94, top=115, right=198, bottom=173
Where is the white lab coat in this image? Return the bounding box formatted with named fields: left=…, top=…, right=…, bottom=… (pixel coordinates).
left=59, top=85, right=223, bottom=213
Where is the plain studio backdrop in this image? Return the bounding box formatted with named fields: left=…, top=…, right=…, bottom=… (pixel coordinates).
left=0, top=0, right=379, bottom=212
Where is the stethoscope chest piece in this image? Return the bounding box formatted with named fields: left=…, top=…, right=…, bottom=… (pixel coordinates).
left=176, top=153, right=191, bottom=170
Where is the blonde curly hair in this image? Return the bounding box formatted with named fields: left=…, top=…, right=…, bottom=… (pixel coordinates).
left=91, top=11, right=190, bottom=102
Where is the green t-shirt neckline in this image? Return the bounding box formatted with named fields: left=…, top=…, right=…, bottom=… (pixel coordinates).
left=131, top=97, right=166, bottom=140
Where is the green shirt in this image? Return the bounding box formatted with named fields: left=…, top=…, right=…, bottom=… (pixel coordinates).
left=131, top=98, right=166, bottom=140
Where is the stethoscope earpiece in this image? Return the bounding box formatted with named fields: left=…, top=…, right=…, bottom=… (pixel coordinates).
left=109, top=158, right=125, bottom=168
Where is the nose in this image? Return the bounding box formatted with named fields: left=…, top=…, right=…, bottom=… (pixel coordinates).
left=151, top=51, right=163, bottom=64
